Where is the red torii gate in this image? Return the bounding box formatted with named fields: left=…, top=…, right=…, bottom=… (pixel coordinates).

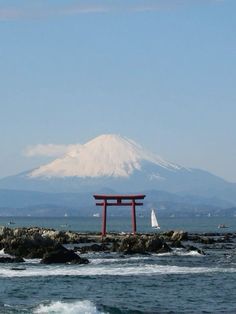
left=93, top=194, right=146, bottom=236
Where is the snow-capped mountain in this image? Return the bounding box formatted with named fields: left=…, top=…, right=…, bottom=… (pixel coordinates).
left=29, top=134, right=182, bottom=178
left=0, top=134, right=236, bottom=205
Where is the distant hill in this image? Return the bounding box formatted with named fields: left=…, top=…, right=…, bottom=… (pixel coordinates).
left=0, top=188, right=235, bottom=217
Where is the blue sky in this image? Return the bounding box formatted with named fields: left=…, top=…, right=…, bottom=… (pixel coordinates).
left=0, top=0, right=235, bottom=181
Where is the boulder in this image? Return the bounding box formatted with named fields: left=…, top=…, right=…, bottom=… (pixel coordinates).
left=40, top=246, right=89, bottom=264
left=156, top=242, right=172, bottom=254
left=118, top=236, right=147, bottom=254
left=0, top=226, right=12, bottom=238
left=162, top=230, right=174, bottom=238
left=3, top=234, right=57, bottom=258
left=171, top=230, right=188, bottom=242
left=145, top=236, right=164, bottom=252
left=116, top=235, right=171, bottom=254
left=186, top=245, right=205, bottom=255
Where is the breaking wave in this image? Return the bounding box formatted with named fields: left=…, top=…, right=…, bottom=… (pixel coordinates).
left=34, top=300, right=104, bottom=314
left=1, top=263, right=236, bottom=278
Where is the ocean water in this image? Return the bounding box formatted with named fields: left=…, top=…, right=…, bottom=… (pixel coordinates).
left=1, top=217, right=236, bottom=313
left=1, top=215, right=236, bottom=233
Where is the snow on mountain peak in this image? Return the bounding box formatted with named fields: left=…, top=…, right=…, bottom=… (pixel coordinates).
left=29, top=134, right=181, bottom=178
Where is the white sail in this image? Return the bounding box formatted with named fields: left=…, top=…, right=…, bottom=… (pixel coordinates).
left=151, top=209, right=160, bottom=229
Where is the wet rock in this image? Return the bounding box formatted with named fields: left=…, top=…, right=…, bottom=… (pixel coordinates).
left=111, top=240, right=120, bottom=252
left=186, top=245, right=205, bottom=255
left=171, top=230, right=188, bottom=242
left=223, top=234, right=233, bottom=243
left=171, top=240, right=185, bottom=248
left=0, top=226, right=13, bottom=238
left=76, top=243, right=109, bottom=253
left=162, top=230, right=174, bottom=238
left=40, top=246, right=89, bottom=264
left=199, top=237, right=215, bottom=245
left=187, top=234, right=201, bottom=242
left=118, top=236, right=147, bottom=254
left=116, top=235, right=171, bottom=255
left=156, top=242, right=172, bottom=254
left=3, top=234, right=57, bottom=258
left=145, top=236, right=165, bottom=252
left=0, top=256, right=25, bottom=263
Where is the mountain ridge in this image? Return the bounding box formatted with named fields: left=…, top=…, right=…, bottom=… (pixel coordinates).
left=0, top=134, right=235, bottom=206
left=28, top=134, right=183, bottom=178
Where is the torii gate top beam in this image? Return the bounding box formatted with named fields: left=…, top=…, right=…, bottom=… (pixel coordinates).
left=94, top=194, right=146, bottom=200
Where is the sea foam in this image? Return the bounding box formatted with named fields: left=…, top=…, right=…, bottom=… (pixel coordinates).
left=1, top=263, right=236, bottom=278
left=34, top=300, right=104, bottom=314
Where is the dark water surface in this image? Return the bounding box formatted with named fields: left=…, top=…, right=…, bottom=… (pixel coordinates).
left=1, top=217, right=236, bottom=313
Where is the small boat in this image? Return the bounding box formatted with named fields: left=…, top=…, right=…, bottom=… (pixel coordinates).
left=8, top=221, right=15, bottom=225
left=60, top=224, right=71, bottom=228
left=218, top=224, right=229, bottom=229
left=93, top=213, right=100, bottom=218
left=151, top=209, right=160, bottom=229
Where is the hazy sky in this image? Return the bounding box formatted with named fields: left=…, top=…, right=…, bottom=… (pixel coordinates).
left=0, top=0, right=235, bottom=182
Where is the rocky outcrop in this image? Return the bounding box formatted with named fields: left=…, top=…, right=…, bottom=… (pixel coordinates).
left=2, top=226, right=231, bottom=260
left=3, top=234, right=57, bottom=258
left=115, top=235, right=172, bottom=255
left=40, top=246, right=89, bottom=264
left=0, top=227, right=90, bottom=261
left=171, top=230, right=188, bottom=242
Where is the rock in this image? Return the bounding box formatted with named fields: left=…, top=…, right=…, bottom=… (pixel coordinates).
left=0, top=256, right=25, bottom=263
left=162, top=230, right=174, bottom=238
left=0, top=226, right=12, bottom=238
left=171, top=230, right=188, bottom=242
left=116, top=235, right=171, bottom=255
left=118, top=236, right=147, bottom=254
left=199, top=237, right=215, bottom=245
left=145, top=236, right=164, bottom=252
left=40, top=246, right=89, bottom=264
left=111, top=240, right=120, bottom=252
left=3, top=234, right=57, bottom=258
left=156, top=242, right=172, bottom=254
left=187, top=234, right=201, bottom=242
left=77, top=243, right=109, bottom=253
left=186, top=245, right=205, bottom=255
left=171, top=240, right=185, bottom=248
left=42, top=230, right=59, bottom=240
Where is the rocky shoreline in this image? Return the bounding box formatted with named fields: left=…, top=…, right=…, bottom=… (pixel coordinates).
left=0, top=226, right=235, bottom=264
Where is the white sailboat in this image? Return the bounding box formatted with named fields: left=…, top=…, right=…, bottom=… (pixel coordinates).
left=151, top=209, right=160, bottom=229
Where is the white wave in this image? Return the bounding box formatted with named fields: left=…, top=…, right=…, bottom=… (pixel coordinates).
left=156, top=249, right=204, bottom=257
left=89, top=251, right=202, bottom=265
left=1, top=263, right=236, bottom=278
left=179, top=250, right=203, bottom=256
left=34, top=300, right=104, bottom=314
left=24, top=258, right=41, bottom=264
left=0, top=248, right=12, bottom=258
left=90, top=256, right=150, bottom=265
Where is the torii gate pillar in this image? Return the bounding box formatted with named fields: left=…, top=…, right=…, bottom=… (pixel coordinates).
left=131, top=199, right=137, bottom=234
left=102, top=200, right=107, bottom=236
